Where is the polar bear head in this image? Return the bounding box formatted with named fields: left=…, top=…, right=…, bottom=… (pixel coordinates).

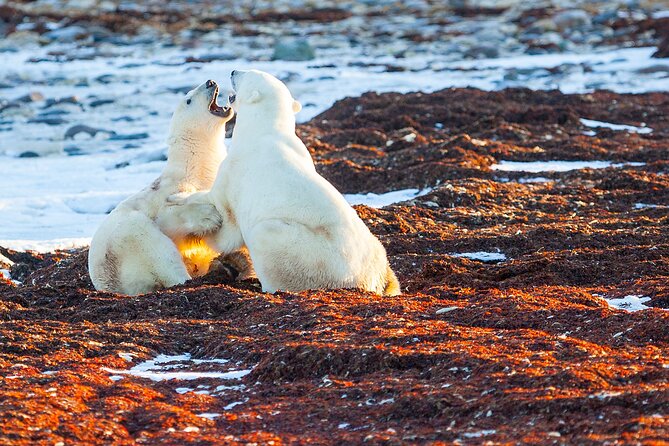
left=228, top=70, right=301, bottom=130
left=169, top=79, right=233, bottom=140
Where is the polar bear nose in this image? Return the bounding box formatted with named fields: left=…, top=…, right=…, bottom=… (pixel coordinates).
left=206, top=79, right=216, bottom=89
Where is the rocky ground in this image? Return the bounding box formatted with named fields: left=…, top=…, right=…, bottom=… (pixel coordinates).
left=1, top=87, right=668, bottom=444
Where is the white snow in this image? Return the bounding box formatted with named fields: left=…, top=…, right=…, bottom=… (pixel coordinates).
left=604, top=295, right=654, bottom=312
left=198, top=413, right=221, bottom=420
left=491, top=160, right=645, bottom=173
left=451, top=252, right=507, bottom=262
left=436, top=306, right=459, bottom=314
left=517, top=177, right=552, bottom=183
left=223, top=400, right=247, bottom=410
left=102, top=353, right=252, bottom=382
left=635, top=203, right=664, bottom=209
left=344, top=188, right=431, bottom=208
left=463, top=430, right=497, bottom=438
left=0, top=43, right=665, bottom=251
left=580, top=118, right=652, bottom=134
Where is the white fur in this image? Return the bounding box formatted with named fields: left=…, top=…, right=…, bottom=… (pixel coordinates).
left=180, top=70, right=400, bottom=295
left=88, top=81, right=230, bottom=295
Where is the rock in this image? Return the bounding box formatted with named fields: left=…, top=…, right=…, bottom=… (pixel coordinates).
left=89, top=99, right=115, bottom=107
left=109, top=132, right=149, bottom=141
left=272, top=39, right=315, bottom=61
left=553, top=9, right=591, bottom=31
left=15, top=92, right=44, bottom=103
left=28, top=117, right=68, bottom=126
left=18, top=151, right=39, bottom=158
left=64, top=124, right=114, bottom=139
left=64, top=146, right=84, bottom=156
left=43, top=26, right=89, bottom=43
left=529, top=18, right=558, bottom=33
left=593, top=10, right=619, bottom=25
left=465, top=44, right=500, bottom=59
left=43, top=96, right=80, bottom=109
left=185, top=53, right=236, bottom=63
left=654, top=36, right=669, bottom=58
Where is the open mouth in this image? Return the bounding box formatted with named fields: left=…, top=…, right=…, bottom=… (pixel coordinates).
left=208, top=84, right=232, bottom=118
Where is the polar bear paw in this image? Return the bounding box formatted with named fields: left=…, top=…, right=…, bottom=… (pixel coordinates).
left=165, top=192, right=223, bottom=236
left=182, top=202, right=223, bottom=236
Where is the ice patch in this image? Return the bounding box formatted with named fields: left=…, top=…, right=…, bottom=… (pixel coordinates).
left=198, top=413, right=221, bottom=420
left=635, top=203, right=665, bottom=209
left=102, top=353, right=252, bottom=382
left=604, top=295, right=654, bottom=312
left=491, top=160, right=645, bottom=173
left=463, top=430, right=496, bottom=438
left=517, top=177, right=552, bottom=183
left=344, top=188, right=432, bottom=208
left=223, top=400, right=247, bottom=410
left=451, top=252, right=507, bottom=262
left=580, top=118, right=652, bottom=134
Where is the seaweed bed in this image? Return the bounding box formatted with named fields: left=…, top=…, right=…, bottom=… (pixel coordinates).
left=1, top=88, right=668, bottom=444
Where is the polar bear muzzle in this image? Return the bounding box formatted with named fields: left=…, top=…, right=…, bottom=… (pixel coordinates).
left=206, top=81, right=232, bottom=119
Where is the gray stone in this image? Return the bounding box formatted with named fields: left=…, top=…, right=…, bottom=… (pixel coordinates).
left=553, top=9, right=591, bottom=31
left=18, top=151, right=39, bottom=158
left=65, top=124, right=114, bottom=139
left=43, top=26, right=89, bottom=43
left=28, top=117, right=68, bottom=126
left=465, top=44, right=500, bottom=59
left=109, top=132, right=149, bottom=141
left=15, top=92, right=44, bottom=103
left=272, top=39, right=316, bottom=61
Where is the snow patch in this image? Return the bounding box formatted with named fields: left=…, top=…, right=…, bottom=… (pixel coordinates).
left=463, top=430, right=496, bottom=439
left=102, top=353, right=252, bottom=382
left=604, top=295, right=654, bottom=312
left=451, top=252, right=507, bottom=262
left=344, top=188, right=432, bottom=208
left=491, top=160, right=645, bottom=173
left=580, top=118, right=652, bottom=134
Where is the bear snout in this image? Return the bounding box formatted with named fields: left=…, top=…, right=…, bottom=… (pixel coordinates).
left=206, top=79, right=217, bottom=89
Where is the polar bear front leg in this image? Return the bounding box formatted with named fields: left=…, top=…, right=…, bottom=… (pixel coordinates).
left=157, top=191, right=223, bottom=239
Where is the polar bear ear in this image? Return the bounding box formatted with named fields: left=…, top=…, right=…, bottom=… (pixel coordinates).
left=246, top=90, right=261, bottom=104
left=292, top=100, right=302, bottom=114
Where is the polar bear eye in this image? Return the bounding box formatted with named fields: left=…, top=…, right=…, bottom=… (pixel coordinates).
left=186, top=99, right=191, bottom=105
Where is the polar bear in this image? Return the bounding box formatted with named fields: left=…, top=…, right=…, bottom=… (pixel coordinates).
left=172, top=70, right=400, bottom=296
left=88, top=80, right=233, bottom=295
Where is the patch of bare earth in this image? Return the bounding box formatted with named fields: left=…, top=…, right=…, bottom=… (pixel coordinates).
left=1, top=88, right=668, bottom=444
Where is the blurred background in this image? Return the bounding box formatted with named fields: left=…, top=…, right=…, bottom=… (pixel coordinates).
left=0, top=0, right=668, bottom=250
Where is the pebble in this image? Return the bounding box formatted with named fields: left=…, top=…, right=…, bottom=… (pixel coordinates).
left=18, top=151, right=39, bottom=158
left=64, top=124, right=114, bottom=140
left=27, top=117, right=68, bottom=126
left=552, top=9, right=592, bottom=31
left=109, top=132, right=149, bottom=141
left=43, top=26, right=89, bottom=43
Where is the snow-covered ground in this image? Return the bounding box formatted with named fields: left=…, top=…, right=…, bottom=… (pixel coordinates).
left=0, top=37, right=667, bottom=251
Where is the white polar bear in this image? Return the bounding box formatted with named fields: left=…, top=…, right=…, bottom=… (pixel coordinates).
left=88, top=80, right=232, bottom=295
left=174, top=70, right=400, bottom=296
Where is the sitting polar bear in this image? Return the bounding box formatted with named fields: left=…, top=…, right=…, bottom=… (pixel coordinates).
left=173, top=70, right=400, bottom=296
left=88, top=80, right=233, bottom=295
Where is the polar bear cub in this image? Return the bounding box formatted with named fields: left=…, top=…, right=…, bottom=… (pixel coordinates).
left=178, top=70, right=400, bottom=295
left=88, top=80, right=232, bottom=295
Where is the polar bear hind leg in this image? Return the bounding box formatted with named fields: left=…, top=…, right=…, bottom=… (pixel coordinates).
left=245, top=219, right=354, bottom=293
left=91, top=212, right=191, bottom=295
